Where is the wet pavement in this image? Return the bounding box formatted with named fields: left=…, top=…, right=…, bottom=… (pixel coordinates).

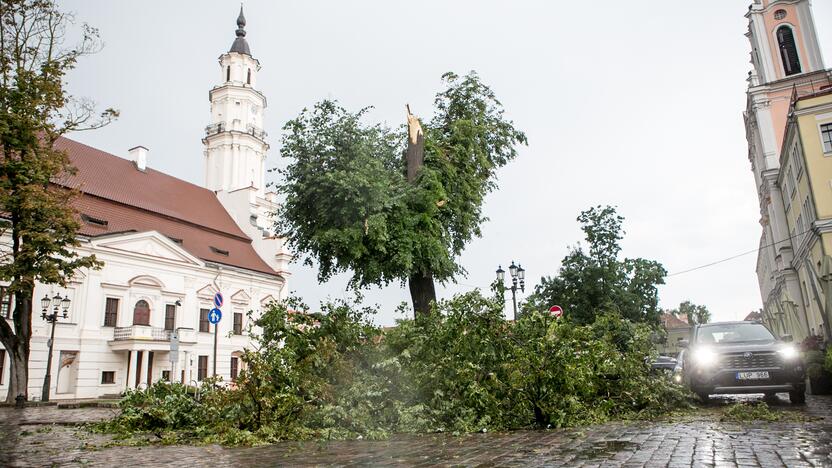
left=1, top=394, right=831, bottom=467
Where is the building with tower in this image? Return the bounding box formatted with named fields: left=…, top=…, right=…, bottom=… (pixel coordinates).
left=777, top=88, right=832, bottom=342
left=744, top=0, right=831, bottom=340
left=0, top=7, right=290, bottom=401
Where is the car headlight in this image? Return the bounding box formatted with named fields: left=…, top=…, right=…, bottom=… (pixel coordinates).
left=692, top=347, right=718, bottom=366
left=778, top=345, right=798, bottom=360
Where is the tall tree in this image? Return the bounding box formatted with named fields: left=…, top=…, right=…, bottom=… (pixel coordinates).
left=526, top=206, right=666, bottom=325
left=670, top=300, right=711, bottom=325
left=277, top=72, right=526, bottom=315
left=0, top=0, right=115, bottom=402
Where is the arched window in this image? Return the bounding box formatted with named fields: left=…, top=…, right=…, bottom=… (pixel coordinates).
left=246, top=69, right=251, bottom=85
left=226, top=66, right=231, bottom=82
left=777, top=26, right=802, bottom=76
left=133, top=300, right=150, bottom=326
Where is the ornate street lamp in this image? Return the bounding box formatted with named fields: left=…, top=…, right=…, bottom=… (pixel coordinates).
left=496, top=261, right=525, bottom=320
left=41, top=292, right=70, bottom=402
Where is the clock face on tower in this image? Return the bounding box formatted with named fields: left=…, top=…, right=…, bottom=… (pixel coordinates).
left=250, top=104, right=258, bottom=114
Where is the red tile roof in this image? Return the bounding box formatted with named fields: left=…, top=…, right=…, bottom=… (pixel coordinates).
left=660, top=313, right=691, bottom=330
left=54, top=137, right=279, bottom=277
left=744, top=311, right=762, bottom=321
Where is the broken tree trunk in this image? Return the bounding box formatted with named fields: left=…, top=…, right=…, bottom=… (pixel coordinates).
left=405, top=105, right=437, bottom=316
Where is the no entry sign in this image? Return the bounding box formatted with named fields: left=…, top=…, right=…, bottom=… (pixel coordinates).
left=549, top=305, right=564, bottom=318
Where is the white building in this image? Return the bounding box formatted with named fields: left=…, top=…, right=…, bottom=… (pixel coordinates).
left=0, top=7, right=290, bottom=401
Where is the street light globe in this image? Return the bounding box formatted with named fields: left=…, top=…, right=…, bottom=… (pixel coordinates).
left=496, top=266, right=505, bottom=282
left=517, top=265, right=525, bottom=281
left=509, top=261, right=518, bottom=279
left=61, top=296, right=71, bottom=311
left=40, top=295, right=50, bottom=310
left=51, top=293, right=61, bottom=308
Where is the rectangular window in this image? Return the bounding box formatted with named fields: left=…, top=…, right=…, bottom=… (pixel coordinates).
left=0, top=349, right=5, bottom=385
left=164, top=304, right=176, bottom=331
left=104, top=297, right=119, bottom=327
left=198, top=355, right=208, bottom=381
left=808, top=197, right=817, bottom=223
left=796, top=213, right=804, bottom=240
left=782, top=174, right=791, bottom=210
left=230, top=357, right=239, bottom=381
left=199, top=308, right=210, bottom=333
left=101, top=371, right=115, bottom=384
left=793, top=144, right=804, bottom=179
left=821, top=123, right=832, bottom=153
left=161, top=370, right=171, bottom=381
left=788, top=166, right=796, bottom=199
left=0, top=287, right=12, bottom=319
left=233, top=312, right=243, bottom=335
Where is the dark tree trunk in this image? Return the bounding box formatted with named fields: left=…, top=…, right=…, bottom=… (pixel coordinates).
left=1, top=293, right=32, bottom=403
left=533, top=405, right=546, bottom=427
left=409, top=272, right=437, bottom=316
left=405, top=106, right=437, bottom=316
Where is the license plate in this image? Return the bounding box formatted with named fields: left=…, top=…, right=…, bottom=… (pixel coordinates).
left=736, top=371, right=769, bottom=380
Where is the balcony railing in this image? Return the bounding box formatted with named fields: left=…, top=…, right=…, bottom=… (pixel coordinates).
left=113, top=325, right=170, bottom=341
left=246, top=124, right=267, bottom=140
left=205, top=122, right=225, bottom=136
left=112, top=326, right=197, bottom=343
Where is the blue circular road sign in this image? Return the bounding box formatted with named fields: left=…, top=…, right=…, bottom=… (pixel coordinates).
left=208, top=308, right=222, bottom=324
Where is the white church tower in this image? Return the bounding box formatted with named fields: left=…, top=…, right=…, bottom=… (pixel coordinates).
left=204, top=6, right=267, bottom=195
left=204, top=7, right=291, bottom=281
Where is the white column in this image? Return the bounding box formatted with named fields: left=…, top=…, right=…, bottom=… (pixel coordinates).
left=184, top=351, right=192, bottom=385
left=127, top=350, right=137, bottom=390
left=138, top=350, right=149, bottom=388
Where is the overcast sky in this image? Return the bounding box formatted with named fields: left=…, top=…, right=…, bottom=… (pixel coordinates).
left=61, top=1, right=832, bottom=326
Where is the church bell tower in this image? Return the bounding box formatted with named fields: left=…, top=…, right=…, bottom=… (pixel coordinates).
left=203, top=6, right=269, bottom=196
left=202, top=7, right=291, bottom=280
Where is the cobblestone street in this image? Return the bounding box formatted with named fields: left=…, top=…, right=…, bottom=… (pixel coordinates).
left=1, top=394, right=831, bottom=467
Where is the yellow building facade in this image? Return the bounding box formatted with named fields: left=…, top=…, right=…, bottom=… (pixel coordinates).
left=778, top=89, right=832, bottom=341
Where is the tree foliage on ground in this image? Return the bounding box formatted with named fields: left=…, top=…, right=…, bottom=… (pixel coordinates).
left=0, top=0, right=115, bottom=402
left=97, top=292, right=689, bottom=445
left=668, top=300, right=710, bottom=325
left=525, top=206, right=667, bottom=325
left=276, top=72, right=526, bottom=315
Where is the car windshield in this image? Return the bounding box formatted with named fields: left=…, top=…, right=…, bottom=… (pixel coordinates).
left=695, top=323, right=774, bottom=344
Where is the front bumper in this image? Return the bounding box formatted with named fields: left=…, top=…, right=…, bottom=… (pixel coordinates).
left=708, top=384, right=796, bottom=394
left=689, top=365, right=804, bottom=395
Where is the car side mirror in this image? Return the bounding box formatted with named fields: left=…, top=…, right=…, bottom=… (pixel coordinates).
left=781, top=334, right=793, bottom=343
left=678, top=339, right=689, bottom=349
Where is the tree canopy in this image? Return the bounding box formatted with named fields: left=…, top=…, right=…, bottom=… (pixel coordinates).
left=277, top=72, right=526, bottom=314
left=0, top=0, right=114, bottom=401
left=526, top=206, right=666, bottom=325
left=669, top=300, right=711, bottom=325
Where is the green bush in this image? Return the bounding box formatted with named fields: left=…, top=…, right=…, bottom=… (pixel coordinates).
left=722, top=402, right=779, bottom=422
left=99, top=291, right=689, bottom=444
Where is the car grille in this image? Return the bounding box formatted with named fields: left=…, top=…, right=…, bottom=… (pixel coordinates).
left=719, top=351, right=781, bottom=370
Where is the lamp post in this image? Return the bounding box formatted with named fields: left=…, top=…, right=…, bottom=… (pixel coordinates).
left=495, top=261, right=525, bottom=320
left=40, top=293, right=70, bottom=402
